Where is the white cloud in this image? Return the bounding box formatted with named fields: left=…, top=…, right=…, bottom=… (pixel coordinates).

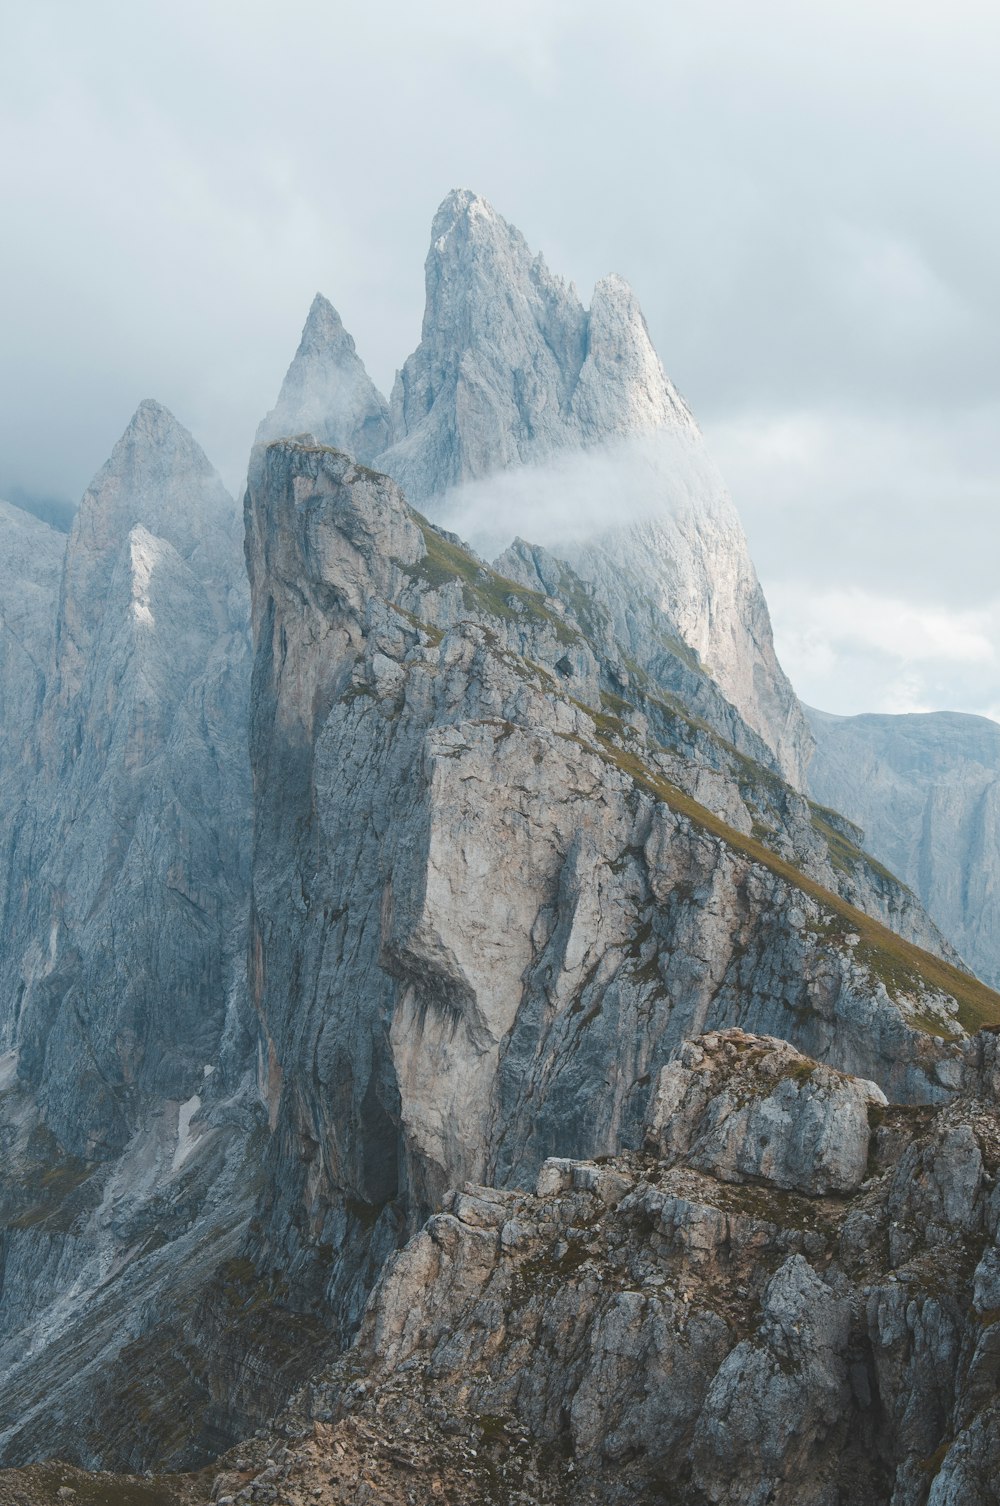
left=767, top=583, right=1000, bottom=720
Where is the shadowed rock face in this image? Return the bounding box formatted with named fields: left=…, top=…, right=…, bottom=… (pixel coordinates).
left=0, top=403, right=261, bottom=1469
left=2, top=399, right=252, bottom=1154
left=0, top=501, right=65, bottom=986
left=808, top=705, right=1000, bottom=988
left=258, top=189, right=814, bottom=787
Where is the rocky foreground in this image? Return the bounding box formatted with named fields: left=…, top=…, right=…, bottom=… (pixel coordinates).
left=7, top=1027, right=998, bottom=1505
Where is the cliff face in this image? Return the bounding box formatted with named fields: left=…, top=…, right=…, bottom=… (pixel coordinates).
left=260, top=190, right=814, bottom=787
left=808, top=707, right=1000, bottom=989
left=244, top=439, right=986, bottom=1295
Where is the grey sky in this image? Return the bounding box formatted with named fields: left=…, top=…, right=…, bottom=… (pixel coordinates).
left=1, top=0, right=998, bottom=718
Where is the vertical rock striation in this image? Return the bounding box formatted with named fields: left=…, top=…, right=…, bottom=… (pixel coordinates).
left=0, top=402, right=261, bottom=1469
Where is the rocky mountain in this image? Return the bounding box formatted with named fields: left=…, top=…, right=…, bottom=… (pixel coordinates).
left=1, top=195, right=999, bottom=1504
left=0, top=402, right=262, bottom=1466
left=256, top=294, right=390, bottom=461
left=808, top=707, right=1000, bottom=989
left=263, top=189, right=813, bottom=787
left=242, top=441, right=989, bottom=1310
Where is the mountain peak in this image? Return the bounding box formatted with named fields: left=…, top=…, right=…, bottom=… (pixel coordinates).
left=430, top=188, right=516, bottom=249
left=300, top=293, right=354, bottom=352
left=256, top=295, right=389, bottom=460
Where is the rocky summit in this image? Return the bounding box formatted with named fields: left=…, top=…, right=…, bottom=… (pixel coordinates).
left=0, top=192, right=999, bottom=1504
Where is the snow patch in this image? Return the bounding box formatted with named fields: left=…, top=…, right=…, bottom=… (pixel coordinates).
left=172, top=1092, right=202, bottom=1171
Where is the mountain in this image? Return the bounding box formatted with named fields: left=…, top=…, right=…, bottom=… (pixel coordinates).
left=0, top=403, right=263, bottom=1465
left=244, top=440, right=980, bottom=1257
left=256, top=294, right=390, bottom=460
left=261, top=189, right=814, bottom=787
left=807, top=706, right=1000, bottom=988
left=1, top=197, right=999, bottom=1500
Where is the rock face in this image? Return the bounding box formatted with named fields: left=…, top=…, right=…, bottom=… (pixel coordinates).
left=260, top=189, right=813, bottom=786
left=244, top=438, right=988, bottom=1323
left=0, top=501, right=65, bottom=988
left=646, top=1030, right=887, bottom=1195
left=376, top=189, right=695, bottom=499
left=256, top=294, right=390, bottom=461
left=0, top=402, right=263, bottom=1468
left=808, top=706, right=1000, bottom=988
left=206, top=1029, right=1000, bottom=1506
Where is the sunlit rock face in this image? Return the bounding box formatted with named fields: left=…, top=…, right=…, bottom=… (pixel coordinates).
left=260, top=189, right=813, bottom=785
left=808, top=707, right=1000, bottom=988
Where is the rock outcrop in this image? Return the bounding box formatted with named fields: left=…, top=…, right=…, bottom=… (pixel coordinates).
left=808, top=705, right=1000, bottom=988
left=189, top=1029, right=1000, bottom=1506
left=260, top=189, right=814, bottom=786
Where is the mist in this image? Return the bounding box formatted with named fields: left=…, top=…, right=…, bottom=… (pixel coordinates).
left=431, top=429, right=734, bottom=564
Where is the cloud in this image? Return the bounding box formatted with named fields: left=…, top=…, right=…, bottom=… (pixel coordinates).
left=434, top=429, right=730, bottom=562
left=767, top=583, right=1000, bottom=719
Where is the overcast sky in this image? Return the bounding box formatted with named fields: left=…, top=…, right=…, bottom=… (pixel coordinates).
left=2, top=0, right=998, bottom=720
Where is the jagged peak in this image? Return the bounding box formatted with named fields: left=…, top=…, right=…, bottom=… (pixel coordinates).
left=431, top=187, right=511, bottom=244
left=104, top=398, right=220, bottom=487
left=257, top=293, right=390, bottom=461
left=298, top=293, right=357, bottom=355
left=426, top=189, right=570, bottom=296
